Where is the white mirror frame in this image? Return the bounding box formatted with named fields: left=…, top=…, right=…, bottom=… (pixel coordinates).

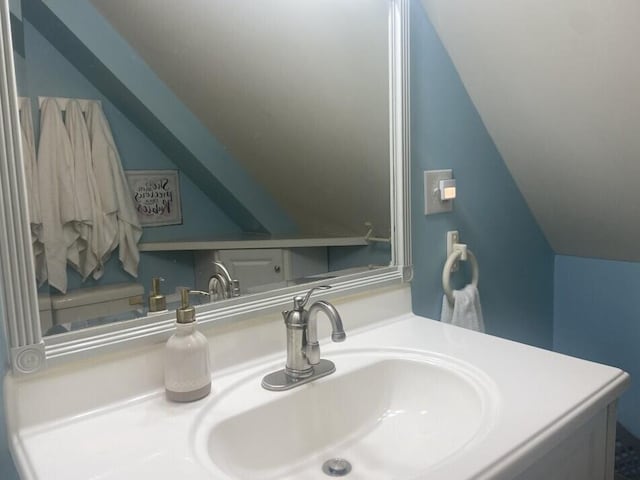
left=0, top=0, right=411, bottom=374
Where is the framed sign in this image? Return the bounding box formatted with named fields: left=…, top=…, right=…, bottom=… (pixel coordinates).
left=126, top=170, right=183, bottom=227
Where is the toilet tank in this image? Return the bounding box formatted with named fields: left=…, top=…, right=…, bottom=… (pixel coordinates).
left=51, top=283, right=144, bottom=325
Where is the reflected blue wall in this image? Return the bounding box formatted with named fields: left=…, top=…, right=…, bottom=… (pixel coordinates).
left=410, top=1, right=554, bottom=348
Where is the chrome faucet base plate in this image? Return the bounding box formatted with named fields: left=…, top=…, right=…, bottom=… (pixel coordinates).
left=262, top=359, right=336, bottom=391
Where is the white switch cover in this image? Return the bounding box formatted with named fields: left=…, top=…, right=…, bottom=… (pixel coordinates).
left=424, top=169, right=454, bottom=215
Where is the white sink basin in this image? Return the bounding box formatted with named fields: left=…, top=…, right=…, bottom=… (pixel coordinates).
left=193, top=350, right=498, bottom=479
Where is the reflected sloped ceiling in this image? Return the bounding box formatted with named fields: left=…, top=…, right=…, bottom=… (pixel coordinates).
left=90, top=0, right=391, bottom=238
left=421, top=0, right=640, bottom=261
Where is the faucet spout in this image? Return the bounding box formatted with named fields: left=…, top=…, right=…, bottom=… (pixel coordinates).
left=207, top=261, right=240, bottom=301
left=305, top=300, right=346, bottom=365
left=208, top=273, right=229, bottom=301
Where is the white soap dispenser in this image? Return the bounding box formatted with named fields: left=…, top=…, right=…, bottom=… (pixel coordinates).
left=164, top=288, right=211, bottom=402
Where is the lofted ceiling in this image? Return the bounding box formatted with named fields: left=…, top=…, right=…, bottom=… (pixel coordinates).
left=89, top=0, right=390, bottom=238
left=421, top=0, right=640, bottom=261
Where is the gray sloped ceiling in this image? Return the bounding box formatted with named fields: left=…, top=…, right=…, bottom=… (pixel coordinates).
left=90, top=0, right=391, bottom=238
left=421, top=0, right=640, bottom=261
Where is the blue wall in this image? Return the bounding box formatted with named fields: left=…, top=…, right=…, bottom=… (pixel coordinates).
left=22, top=20, right=243, bottom=295
left=554, top=255, right=640, bottom=437
left=410, top=1, right=555, bottom=348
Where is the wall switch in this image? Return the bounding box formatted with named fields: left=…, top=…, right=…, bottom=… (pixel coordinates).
left=424, top=169, right=454, bottom=215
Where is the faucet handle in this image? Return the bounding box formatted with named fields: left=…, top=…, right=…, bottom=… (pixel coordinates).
left=293, top=285, right=331, bottom=310
left=230, top=279, right=241, bottom=298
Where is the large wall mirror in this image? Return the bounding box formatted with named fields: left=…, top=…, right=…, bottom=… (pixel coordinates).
left=0, top=0, right=410, bottom=373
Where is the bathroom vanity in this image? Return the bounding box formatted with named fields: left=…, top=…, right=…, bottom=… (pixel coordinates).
left=4, top=286, right=629, bottom=479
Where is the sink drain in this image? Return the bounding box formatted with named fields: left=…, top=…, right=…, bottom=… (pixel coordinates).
left=322, top=458, right=352, bottom=477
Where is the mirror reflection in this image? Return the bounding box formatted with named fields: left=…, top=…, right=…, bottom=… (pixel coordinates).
left=10, top=0, right=392, bottom=336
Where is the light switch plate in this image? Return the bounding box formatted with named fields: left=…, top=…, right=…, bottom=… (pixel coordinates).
left=424, top=169, right=453, bottom=215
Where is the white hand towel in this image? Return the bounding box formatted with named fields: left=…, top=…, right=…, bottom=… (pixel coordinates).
left=85, top=104, right=118, bottom=278
left=37, top=98, right=78, bottom=293
left=19, top=98, right=46, bottom=285
left=86, top=101, right=142, bottom=278
left=440, top=284, right=485, bottom=332
left=65, top=100, right=102, bottom=279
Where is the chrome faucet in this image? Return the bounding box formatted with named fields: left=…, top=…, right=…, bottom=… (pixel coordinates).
left=208, top=261, right=240, bottom=301
left=262, top=286, right=346, bottom=391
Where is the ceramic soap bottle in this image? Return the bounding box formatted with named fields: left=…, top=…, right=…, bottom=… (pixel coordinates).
left=164, top=288, right=211, bottom=402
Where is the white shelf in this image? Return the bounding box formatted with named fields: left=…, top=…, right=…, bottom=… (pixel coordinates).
left=138, top=236, right=368, bottom=252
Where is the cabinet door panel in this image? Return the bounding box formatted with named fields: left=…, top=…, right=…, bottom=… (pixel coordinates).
left=217, top=249, right=285, bottom=294
left=515, top=409, right=607, bottom=480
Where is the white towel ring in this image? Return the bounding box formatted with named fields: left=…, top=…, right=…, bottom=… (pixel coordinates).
left=442, top=249, right=479, bottom=306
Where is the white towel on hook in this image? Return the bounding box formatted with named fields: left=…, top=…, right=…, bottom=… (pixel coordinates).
left=65, top=100, right=102, bottom=279
left=19, top=98, right=47, bottom=285
left=86, top=101, right=142, bottom=278
left=86, top=102, right=118, bottom=276
left=440, top=284, right=485, bottom=332
left=37, top=98, right=77, bottom=293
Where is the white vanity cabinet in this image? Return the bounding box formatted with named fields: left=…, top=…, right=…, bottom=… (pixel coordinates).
left=194, top=248, right=329, bottom=294
left=515, top=405, right=615, bottom=480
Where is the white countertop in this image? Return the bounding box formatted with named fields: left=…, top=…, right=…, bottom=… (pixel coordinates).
left=4, top=286, right=629, bottom=479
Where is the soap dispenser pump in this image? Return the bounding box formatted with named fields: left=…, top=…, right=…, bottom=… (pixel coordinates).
left=148, top=277, right=167, bottom=314
left=164, top=288, right=211, bottom=402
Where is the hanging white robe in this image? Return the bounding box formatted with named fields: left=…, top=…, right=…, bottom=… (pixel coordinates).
left=65, top=100, right=102, bottom=279
left=37, top=98, right=77, bottom=293
left=19, top=97, right=46, bottom=285
left=86, top=101, right=142, bottom=278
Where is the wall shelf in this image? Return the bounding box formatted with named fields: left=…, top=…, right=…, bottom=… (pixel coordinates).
left=138, top=235, right=369, bottom=252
